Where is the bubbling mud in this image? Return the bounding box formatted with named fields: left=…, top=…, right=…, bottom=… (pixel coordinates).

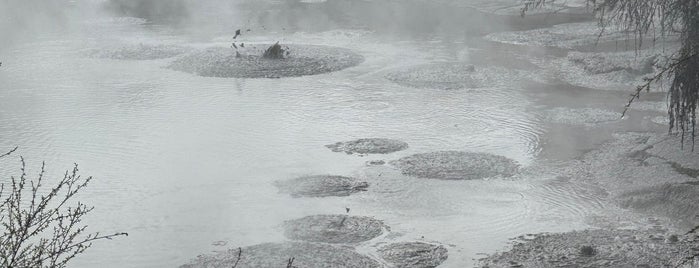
left=391, top=151, right=519, bottom=180
left=180, top=242, right=381, bottom=268
left=326, top=138, right=409, bottom=155
left=274, top=175, right=368, bottom=198
left=378, top=242, right=449, bottom=268
left=168, top=44, right=364, bottom=78
left=283, top=215, right=386, bottom=244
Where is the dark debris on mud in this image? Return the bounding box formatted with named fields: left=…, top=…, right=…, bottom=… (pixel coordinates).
left=283, top=214, right=386, bottom=244
left=274, top=175, right=368, bottom=198
left=180, top=242, right=381, bottom=268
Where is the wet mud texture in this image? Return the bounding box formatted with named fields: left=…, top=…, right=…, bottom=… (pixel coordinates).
left=274, top=175, right=368, bottom=198
left=480, top=229, right=699, bottom=268
left=168, top=45, right=363, bottom=78
left=90, top=44, right=190, bottom=60
left=326, top=138, right=409, bottom=155
left=391, top=151, right=519, bottom=180
left=180, top=242, right=381, bottom=268
left=283, top=215, right=386, bottom=244
left=379, top=242, right=448, bottom=268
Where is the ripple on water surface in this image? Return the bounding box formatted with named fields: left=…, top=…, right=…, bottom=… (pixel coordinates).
left=385, top=62, right=536, bottom=90
left=168, top=44, right=364, bottom=78
left=89, top=43, right=191, bottom=60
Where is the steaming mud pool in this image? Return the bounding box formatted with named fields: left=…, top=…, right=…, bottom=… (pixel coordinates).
left=2, top=1, right=699, bottom=268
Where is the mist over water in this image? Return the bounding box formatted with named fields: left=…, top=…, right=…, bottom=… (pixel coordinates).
left=0, top=1, right=678, bottom=267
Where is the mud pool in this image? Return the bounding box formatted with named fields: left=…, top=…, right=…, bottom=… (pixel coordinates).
left=0, top=0, right=695, bottom=267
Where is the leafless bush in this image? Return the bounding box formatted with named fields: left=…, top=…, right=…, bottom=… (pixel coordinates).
left=0, top=147, right=127, bottom=268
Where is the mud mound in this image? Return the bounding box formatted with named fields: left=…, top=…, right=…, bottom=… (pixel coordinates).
left=283, top=215, right=386, bottom=244
left=485, top=22, right=626, bottom=49
left=90, top=44, right=190, bottom=60
left=386, top=63, right=530, bottom=90
left=180, top=242, right=381, bottom=268
left=274, top=175, right=368, bottom=198
left=326, top=138, right=409, bottom=155
left=379, top=242, right=448, bottom=268
left=168, top=45, right=363, bottom=78
left=544, top=107, right=621, bottom=125
left=480, top=229, right=699, bottom=268
left=568, top=50, right=657, bottom=75
left=391, top=151, right=519, bottom=180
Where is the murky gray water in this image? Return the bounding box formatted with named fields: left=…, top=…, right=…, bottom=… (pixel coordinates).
left=0, top=1, right=671, bottom=267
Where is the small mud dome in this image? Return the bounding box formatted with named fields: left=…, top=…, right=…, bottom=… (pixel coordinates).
left=283, top=215, right=386, bottom=244
left=168, top=45, right=363, bottom=78
left=391, top=151, right=519, bottom=180
left=326, top=138, right=409, bottom=155
left=543, top=107, right=621, bottom=126
left=180, top=242, right=381, bottom=268
left=385, top=63, right=532, bottom=90
left=378, top=242, right=448, bottom=268
left=89, top=44, right=190, bottom=60
left=274, top=175, right=368, bottom=198
left=479, top=229, right=699, bottom=267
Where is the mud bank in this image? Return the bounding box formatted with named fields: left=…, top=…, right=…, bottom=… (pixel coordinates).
left=326, top=138, right=409, bottom=155
left=274, top=175, right=368, bottom=198
left=391, top=151, right=519, bottom=180
left=168, top=45, right=363, bottom=78
left=180, top=242, right=381, bottom=268
left=283, top=215, right=386, bottom=244
left=480, top=229, right=699, bottom=267
left=379, top=242, right=449, bottom=268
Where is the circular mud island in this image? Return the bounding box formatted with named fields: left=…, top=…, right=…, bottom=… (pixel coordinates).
left=168, top=44, right=364, bottom=78
left=326, top=138, right=409, bottom=155
left=385, top=62, right=529, bottom=90
left=90, top=44, right=191, bottom=60
left=379, top=242, right=449, bottom=268
left=283, top=215, right=386, bottom=244
left=390, top=151, right=519, bottom=180
left=274, top=175, right=368, bottom=198
left=479, top=229, right=699, bottom=268
left=544, top=107, right=621, bottom=125
left=180, top=242, right=381, bottom=268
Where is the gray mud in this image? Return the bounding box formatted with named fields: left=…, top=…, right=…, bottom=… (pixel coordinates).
left=283, top=215, right=386, bottom=244
left=379, top=242, right=448, bottom=268
left=90, top=44, right=190, bottom=60
left=180, top=242, right=381, bottom=268
left=479, top=229, right=699, bottom=268
left=274, top=175, right=368, bottom=198
left=617, top=183, right=699, bottom=227
left=391, top=151, right=519, bottom=180
left=326, top=138, right=409, bottom=155
left=168, top=45, right=363, bottom=78
left=385, top=63, right=533, bottom=90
